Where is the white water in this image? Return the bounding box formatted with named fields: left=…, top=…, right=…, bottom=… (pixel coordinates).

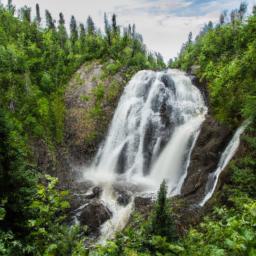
left=83, top=69, right=207, bottom=241
left=200, top=120, right=250, bottom=206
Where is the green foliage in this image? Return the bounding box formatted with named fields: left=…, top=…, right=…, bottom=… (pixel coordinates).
left=24, top=175, right=87, bottom=256
left=173, top=9, right=256, bottom=125
left=148, top=180, right=177, bottom=241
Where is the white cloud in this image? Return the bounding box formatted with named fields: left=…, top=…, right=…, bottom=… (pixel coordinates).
left=2, top=0, right=256, bottom=61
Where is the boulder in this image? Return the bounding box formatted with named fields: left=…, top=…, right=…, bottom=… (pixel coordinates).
left=79, top=201, right=112, bottom=232
left=85, top=186, right=103, bottom=199
left=117, top=191, right=131, bottom=206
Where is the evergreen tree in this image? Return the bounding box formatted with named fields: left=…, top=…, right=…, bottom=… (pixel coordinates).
left=70, top=15, right=78, bottom=44
left=231, top=9, right=238, bottom=25
left=45, top=9, right=55, bottom=30
left=149, top=180, right=177, bottom=241
left=253, top=5, right=256, bottom=16
left=79, top=23, right=86, bottom=37
left=188, top=32, right=192, bottom=44
left=58, top=12, right=65, bottom=26
left=112, top=13, right=118, bottom=34
left=58, top=12, right=68, bottom=48
left=104, top=13, right=111, bottom=46
left=35, top=3, right=41, bottom=25
left=238, top=2, right=247, bottom=21
left=7, top=0, right=15, bottom=15
left=87, top=16, right=95, bottom=35
left=219, top=11, right=227, bottom=25
left=20, top=6, right=31, bottom=23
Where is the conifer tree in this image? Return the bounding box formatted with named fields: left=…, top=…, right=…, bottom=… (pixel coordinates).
left=35, top=3, right=41, bottom=25
left=79, top=23, right=86, bottom=39
left=58, top=12, right=68, bottom=48
left=7, top=0, right=15, bottom=15
left=253, top=5, right=256, bottom=16
left=20, top=6, right=31, bottom=23
left=112, top=13, right=118, bottom=34
left=149, top=180, right=177, bottom=241
left=45, top=9, right=55, bottom=30
left=70, top=15, right=78, bottom=44
left=104, top=13, right=111, bottom=46
left=87, top=16, right=95, bottom=35
left=238, top=2, right=247, bottom=21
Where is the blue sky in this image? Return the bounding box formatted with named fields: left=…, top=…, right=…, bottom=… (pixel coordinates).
left=3, top=0, right=256, bottom=61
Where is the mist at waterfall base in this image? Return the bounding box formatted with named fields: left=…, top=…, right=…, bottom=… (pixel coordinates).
left=81, top=69, right=207, bottom=241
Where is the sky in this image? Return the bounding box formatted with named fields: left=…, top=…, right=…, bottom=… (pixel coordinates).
left=2, top=0, right=256, bottom=61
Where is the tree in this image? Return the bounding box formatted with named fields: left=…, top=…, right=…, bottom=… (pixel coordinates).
left=58, top=12, right=65, bottom=26
left=79, top=23, right=86, bottom=38
left=7, top=0, right=15, bottom=15
left=238, top=2, right=247, bottom=21
left=58, top=13, right=68, bottom=49
left=86, top=16, right=95, bottom=35
left=70, top=15, right=78, bottom=45
left=219, top=10, right=227, bottom=25
left=20, top=6, right=31, bottom=23
left=253, top=5, right=256, bottom=16
left=45, top=9, right=55, bottom=30
left=231, top=9, right=238, bottom=25
left=35, top=3, right=41, bottom=25
left=149, top=180, right=177, bottom=241
left=188, top=32, right=192, bottom=44
left=112, top=13, right=118, bottom=34
left=104, top=13, right=111, bottom=46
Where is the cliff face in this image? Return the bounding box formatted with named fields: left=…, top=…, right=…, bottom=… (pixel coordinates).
left=64, top=61, right=127, bottom=165
left=181, top=115, right=232, bottom=203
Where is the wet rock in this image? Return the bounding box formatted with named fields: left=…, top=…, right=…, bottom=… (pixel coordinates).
left=79, top=201, right=112, bottom=232
left=134, top=196, right=153, bottom=215
left=85, top=186, right=103, bottom=199
left=181, top=115, right=231, bottom=204
left=117, top=191, right=131, bottom=206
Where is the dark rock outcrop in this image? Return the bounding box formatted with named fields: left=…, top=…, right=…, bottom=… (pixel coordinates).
left=134, top=196, right=153, bottom=216
left=180, top=115, right=232, bottom=204
left=79, top=201, right=112, bottom=232
left=117, top=191, right=131, bottom=206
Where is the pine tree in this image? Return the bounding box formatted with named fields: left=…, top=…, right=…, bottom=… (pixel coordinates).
left=112, top=13, right=118, bottom=34
left=45, top=9, right=55, bottom=30
left=87, top=16, right=95, bottom=35
left=188, top=32, right=192, bottom=44
left=20, top=6, right=31, bottom=23
left=149, top=180, right=177, bottom=241
left=58, top=12, right=65, bottom=26
left=35, top=3, right=41, bottom=25
left=104, top=13, right=111, bottom=46
left=219, top=11, right=227, bottom=25
left=70, top=15, right=78, bottom=44
left=253, top=5, right=256, bottom=16
left=238, top=2, right=247, bottom=21
left=58, top=12, right=67, bottom=48
left=79, top=23, right=86, bottom=39
left=7, top=0, right=15, bottom=15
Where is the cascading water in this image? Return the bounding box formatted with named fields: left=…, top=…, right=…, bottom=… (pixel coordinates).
left=83, top=69, right=207, bottom=241
left=200, top=120, right=250, bottom=206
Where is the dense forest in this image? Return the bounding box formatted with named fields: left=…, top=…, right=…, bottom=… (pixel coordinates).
left=0, top=0, right=256, bottom=255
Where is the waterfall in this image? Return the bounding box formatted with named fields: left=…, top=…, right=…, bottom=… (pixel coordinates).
left=83, top=69, right=207, bottom=241
left=200, top=120, right=250, bottom=206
